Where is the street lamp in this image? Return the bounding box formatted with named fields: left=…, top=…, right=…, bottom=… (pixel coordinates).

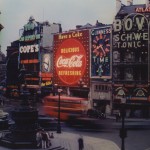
left=119, top=103, right=127, bottom=150
left=56, top=86, right=62, bottom=133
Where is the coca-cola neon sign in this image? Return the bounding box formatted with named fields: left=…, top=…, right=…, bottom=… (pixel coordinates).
left=55, top=39, right=86, bottom=85
left=56, top=55, right=83, bottom=68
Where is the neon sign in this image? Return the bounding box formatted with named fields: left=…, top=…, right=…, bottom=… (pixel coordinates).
left=113, top=14, right=148, bottom=49
left=135, top=7, right=150, bottom=13
left=19, top=44, right=39, bottom=53
left=91, top=26, right=111, bottom=78
left=55, top=38, right=86, bottom=85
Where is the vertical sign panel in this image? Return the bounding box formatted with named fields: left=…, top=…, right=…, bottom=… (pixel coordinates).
left=91, top=26, right=111, bottom=78
left=53, top=30, right=90, bottom=87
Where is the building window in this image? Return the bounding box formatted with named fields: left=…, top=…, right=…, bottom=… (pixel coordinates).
left=113, top=67, right=120, bottom=80
left=113, top=51, right=120, bottom=62
left=94, top=84, right=109, bottom=92
left=124, top=51, right=135, bottom=62
left=125, top=68, right=133, bottom=81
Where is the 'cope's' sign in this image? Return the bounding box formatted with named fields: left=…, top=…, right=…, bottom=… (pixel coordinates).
left=19, top=44, right=39, bottom=53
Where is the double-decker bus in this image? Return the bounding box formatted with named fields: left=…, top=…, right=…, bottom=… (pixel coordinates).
left=43, top=95, right=89, bottom=120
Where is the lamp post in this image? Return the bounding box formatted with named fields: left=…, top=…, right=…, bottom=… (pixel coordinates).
left=57, top=88, right=62, bottom=133
left=119, top=103, right=127, bottom=150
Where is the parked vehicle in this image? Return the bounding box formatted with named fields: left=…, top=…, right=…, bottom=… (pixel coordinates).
left=87, top=109, right=106, bottom=119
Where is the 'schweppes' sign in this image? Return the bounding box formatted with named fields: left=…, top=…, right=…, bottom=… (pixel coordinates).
left=113, top=14, right=148, bottom=49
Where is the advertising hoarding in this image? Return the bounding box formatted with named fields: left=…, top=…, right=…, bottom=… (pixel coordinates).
left=91, top=26, right=111, bottom=78
left=19, top=44, right=39, bottom=64
left=53, top=30, right=90, bottom=87
left=113, top=13, right=148, bottom=81
left=40, top=53, right=53, bottom=87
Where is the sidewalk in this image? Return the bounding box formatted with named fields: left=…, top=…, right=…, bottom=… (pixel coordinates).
left=49, top=131, right=120, bottom=150
left=0, top=131, right=120, bottom=150
left=107, top=115, right=150, bottom=122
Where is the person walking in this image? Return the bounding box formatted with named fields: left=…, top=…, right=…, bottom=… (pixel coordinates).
left=116, top=111, right=121, bottom=122
left=50, top=132, right=54, bottom=138
left=46, top=132, right=51, bottom=148
left=41, top=129, right=48, bottom=149
left=78, top=135, right=84, bottom=150
left=36, top=129, right=42, bottom=148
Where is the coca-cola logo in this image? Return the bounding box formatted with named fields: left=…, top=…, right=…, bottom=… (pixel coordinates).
left=56, top=55, right=83, bottom=68
left=55, top=39, right=86, bottom=85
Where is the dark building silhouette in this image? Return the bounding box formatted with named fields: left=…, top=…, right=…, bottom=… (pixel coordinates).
left=6, top=40, right=19, bottom=97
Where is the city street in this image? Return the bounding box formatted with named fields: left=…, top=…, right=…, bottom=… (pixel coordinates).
left=1, top=0, right=150, bottom=149
left=64, top=128, right=150, bottom=150
left=0, top=99, right=150, bottom=150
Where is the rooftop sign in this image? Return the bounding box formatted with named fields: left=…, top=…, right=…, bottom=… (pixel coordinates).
left=135, top=7, right=150, bottom=13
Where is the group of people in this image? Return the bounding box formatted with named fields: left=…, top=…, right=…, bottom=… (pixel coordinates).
left=36, top=129, right=54, bottom=149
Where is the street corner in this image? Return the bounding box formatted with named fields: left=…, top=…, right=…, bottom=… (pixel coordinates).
left=84, top=136, right=120, bottom=150
left=53, top=132, right=120, bottom=150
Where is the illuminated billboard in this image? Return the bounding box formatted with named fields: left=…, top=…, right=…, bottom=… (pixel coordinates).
left=19, top=44, right=39, bottom=64
left=40, top=53, right=53, bottom=87
left=41, top=54, right=51, bottom=72
left=53, top=30, right=90, bottom=87
left=113, top=13, right=148, bottom=81
left=91, top=26, right=111, bottom=78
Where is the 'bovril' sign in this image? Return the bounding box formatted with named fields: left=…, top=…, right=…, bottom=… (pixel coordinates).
left=113, top=14, right=148, bottom=49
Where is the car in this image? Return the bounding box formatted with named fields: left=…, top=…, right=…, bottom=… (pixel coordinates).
left=87, top=109, right=106, bottom=119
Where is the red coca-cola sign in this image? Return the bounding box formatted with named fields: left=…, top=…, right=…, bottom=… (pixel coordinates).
left=55, top=39, right=86, bottom=85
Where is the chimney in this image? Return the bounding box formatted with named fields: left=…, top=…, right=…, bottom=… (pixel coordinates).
left=116, top=0, right=122, bottom=13
left=127, top=0, right=133, bottom=6
left=146, top=0, right=150, bottom=7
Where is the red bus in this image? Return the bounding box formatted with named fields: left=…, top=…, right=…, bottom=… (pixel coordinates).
left=43, top=95, right=89, bottom=120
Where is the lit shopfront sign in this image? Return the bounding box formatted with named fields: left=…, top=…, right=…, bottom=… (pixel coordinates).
left=115, top=87, right=128, bottom=96
left=41, top=81, right=52, bottom=87
left=91, top=26, right=111, bottom=78
left=19, top=44, right=39, bottom=53
left=53, top=30, right=90, bottom=86
left=133, top=88, right=147, bottom=97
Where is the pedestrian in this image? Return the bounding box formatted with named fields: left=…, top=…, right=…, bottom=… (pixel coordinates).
left=116, top=111, right=121, bottom=122
left=118, top=111, right=121, bottom=121
left=78, top=135, right=84, bottom=150
left=41, top=129, right=49, bottom=149
left=46, top=132, right=52, bottom=148
left=36, top=129, right=42, bottom=148
left=50, top=132, right=54, bottom=138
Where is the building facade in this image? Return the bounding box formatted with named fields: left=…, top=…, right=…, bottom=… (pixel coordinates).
left=0, top=11, right=6, bottom=93
left=18, top=16, right=61, bottom=96
left=112, top=0, right=150, bottom=117
left=6, top=40, right=19, bottom=97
